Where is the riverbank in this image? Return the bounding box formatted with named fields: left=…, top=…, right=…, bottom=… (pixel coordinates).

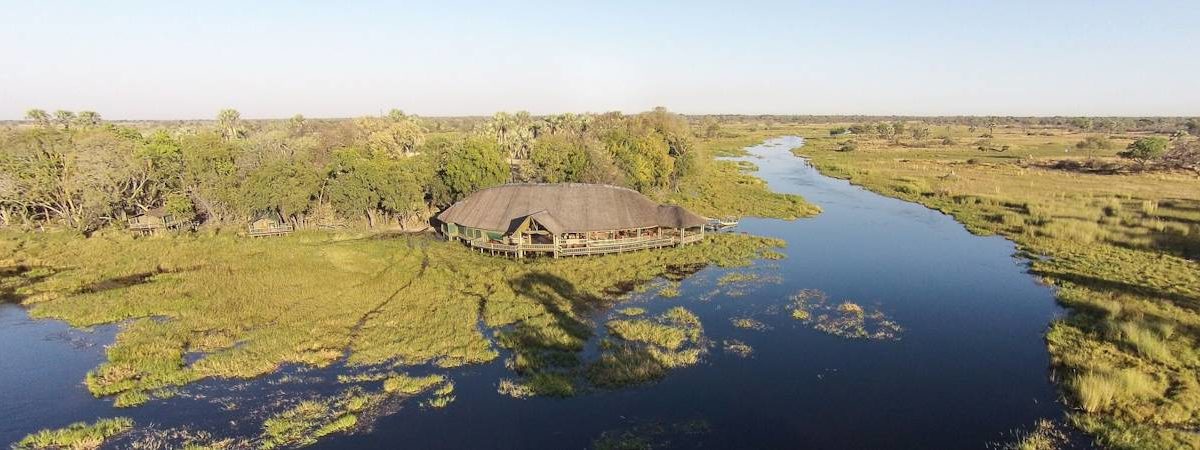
left=794, top=125, right=1200, bottom=449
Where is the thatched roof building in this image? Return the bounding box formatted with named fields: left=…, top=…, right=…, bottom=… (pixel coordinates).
left=437, top=183, right=707, bottom=258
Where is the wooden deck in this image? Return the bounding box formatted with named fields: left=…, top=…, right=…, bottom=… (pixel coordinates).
left=129, top=220, right=190, bottom=235
left=248, top=224, right=294, bottom=237
left=463, top=233, right=704, bottom=258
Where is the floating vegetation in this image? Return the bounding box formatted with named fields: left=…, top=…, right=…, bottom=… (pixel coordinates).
left=617, top=307, right=647, bottom=317
left=426, top=381, right=456, bottom=408
left=337, top=371, right=390, bottom=384
left=126, top=426, right=239, bottom=449
left=788, top=289, right=903, bottom=340
left=382, top=373, right=445, bottom=396
left=723, top=339, right=754, bottom=358
left=760, top=249, right=786, bottom=260
left=258, top=388, right=385, bottom=449
left=16, top=417, right=134, bottom=450
left=587, top=307, right=706, bottom=387
left=717, top=272, right=758, bottom=286
left=658, top=282, right=681, bottom=298
left=730, top=316, right=771, bottom=331
left=716, top=270, right=782, bottom=297
left=497, top=378, right=535, bottom=399
left=591, top=419, right=712, bottom=450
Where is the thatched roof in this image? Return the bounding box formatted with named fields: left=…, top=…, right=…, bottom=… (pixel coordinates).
left=437, top=183, right=707, bottom=234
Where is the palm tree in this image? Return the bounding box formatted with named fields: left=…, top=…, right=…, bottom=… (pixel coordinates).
left=53, top=110, right=76, bottom=130
left=76, top=111, right=102, bottom=127
left=24, top=109, right=50, bottom=127
left=217, top=108, right=242, bottom=140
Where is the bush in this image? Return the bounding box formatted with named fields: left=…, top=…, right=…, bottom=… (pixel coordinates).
left=837, top=141, right=857, bottom=152
left=1119, top=137, right=1168, bottom=166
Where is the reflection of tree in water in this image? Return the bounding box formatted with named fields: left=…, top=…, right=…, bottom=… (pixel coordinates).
left=497, top=272, right=708, bottom=396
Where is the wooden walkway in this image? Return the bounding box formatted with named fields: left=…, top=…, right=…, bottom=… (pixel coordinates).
left=464, top=234, right=703, bottom=258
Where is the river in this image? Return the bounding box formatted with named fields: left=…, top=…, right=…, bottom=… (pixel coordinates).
left=1, top=136, right=1069, bottom=449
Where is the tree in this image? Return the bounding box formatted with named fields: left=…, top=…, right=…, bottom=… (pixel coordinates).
left=288, top=114, right=307, bottom=136
left=1075, top=136, right=1113, bottom=159
left=909, top=125, right=930, bottom=141
left=530, top=134, right=593, bottom=183
left=1069, top=117, right=1094, bottom=131
left=1186, top=118, right=1199, bottom=136
left=355, top=114, right=424, bottom=158
left=428, top=136, right=508, bottom=206
left=485, top=111, right=535, bottom=160
left=217, top=109, right=243, bottom=141
left=180, top=132, right=241, bottom=222
left=25, top=109, right=50, bottom=127
left=243, top=159, right=321, bottom=223
left=875, top=122, right=895, bottom=140
left=1119, top=137, right=1168, bottom=167
left=75, top=111, right=102, bottom=128
left=54, top=110, right=76, bottom=130
left=1161, top=139, right=1199, bottom=171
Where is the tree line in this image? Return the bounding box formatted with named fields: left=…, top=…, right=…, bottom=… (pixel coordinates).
left=0, top=107, right=699, bottom=233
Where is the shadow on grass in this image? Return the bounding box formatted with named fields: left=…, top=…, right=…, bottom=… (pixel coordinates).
left=1035, top=267, right=1199, bottom=313
left=77, top=265, right=199, bottom=295
left=0, top=265, right=63, bottom=303
left=508, top=271, right=596, bottom=346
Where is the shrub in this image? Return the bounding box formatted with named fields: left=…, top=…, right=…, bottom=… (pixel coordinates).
left=1119, top=137, right=1168, bottom=166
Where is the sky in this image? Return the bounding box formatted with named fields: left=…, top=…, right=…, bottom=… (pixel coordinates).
left=2, top=0, right=1198, bottom=119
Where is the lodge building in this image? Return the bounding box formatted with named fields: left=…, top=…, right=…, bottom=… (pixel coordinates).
left=436, top=183, right=707, bottom=258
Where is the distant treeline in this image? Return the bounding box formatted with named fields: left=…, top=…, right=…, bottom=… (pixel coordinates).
left=0, top=108, right=701, bottom=233
left=7, top=114, right=1196, bottom=136
left=686, top=115, right=1200, bottom=134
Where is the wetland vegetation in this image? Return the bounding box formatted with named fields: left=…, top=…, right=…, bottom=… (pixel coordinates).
left=3, top=112, right=1198, bottom=449
left=790, top=118, right=1200, bottom=449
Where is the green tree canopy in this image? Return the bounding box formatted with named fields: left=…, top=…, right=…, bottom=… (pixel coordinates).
left=1120, top=137, right=1169, bottom=166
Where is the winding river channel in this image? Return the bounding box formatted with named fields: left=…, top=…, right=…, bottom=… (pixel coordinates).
left=1, top=136, right=1070, bottom=448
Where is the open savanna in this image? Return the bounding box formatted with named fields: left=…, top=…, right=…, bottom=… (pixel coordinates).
left=791, top=123, right=1200, bottom=449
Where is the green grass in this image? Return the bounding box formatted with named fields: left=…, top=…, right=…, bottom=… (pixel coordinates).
left=662, top=131, right=821, bottom=220
left=991, top=419, right=1069, bottom=450
left=588, top=307, right=706, bottom=387
left=0, top=227, right=782, bottom=447
left=382, top=373, right=445, bottom=395
left=791, top=123, right=1200, bottom=449
left=258, top=388, right=388, bottom=449
left=1, top=230, right=780, bottom=408
left=16, top=417, right=134, bottom=450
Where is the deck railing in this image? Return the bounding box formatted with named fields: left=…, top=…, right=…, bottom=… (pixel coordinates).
left=248, top=224, right=294, bottom=237
left=464, top=233, right=702, bottom=257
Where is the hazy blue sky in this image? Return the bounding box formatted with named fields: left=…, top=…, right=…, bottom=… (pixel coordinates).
left=3, top=0, right=1197, bottom=119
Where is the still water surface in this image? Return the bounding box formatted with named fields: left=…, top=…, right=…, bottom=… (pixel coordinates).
left=1, top=137, right=1068, bottom=448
